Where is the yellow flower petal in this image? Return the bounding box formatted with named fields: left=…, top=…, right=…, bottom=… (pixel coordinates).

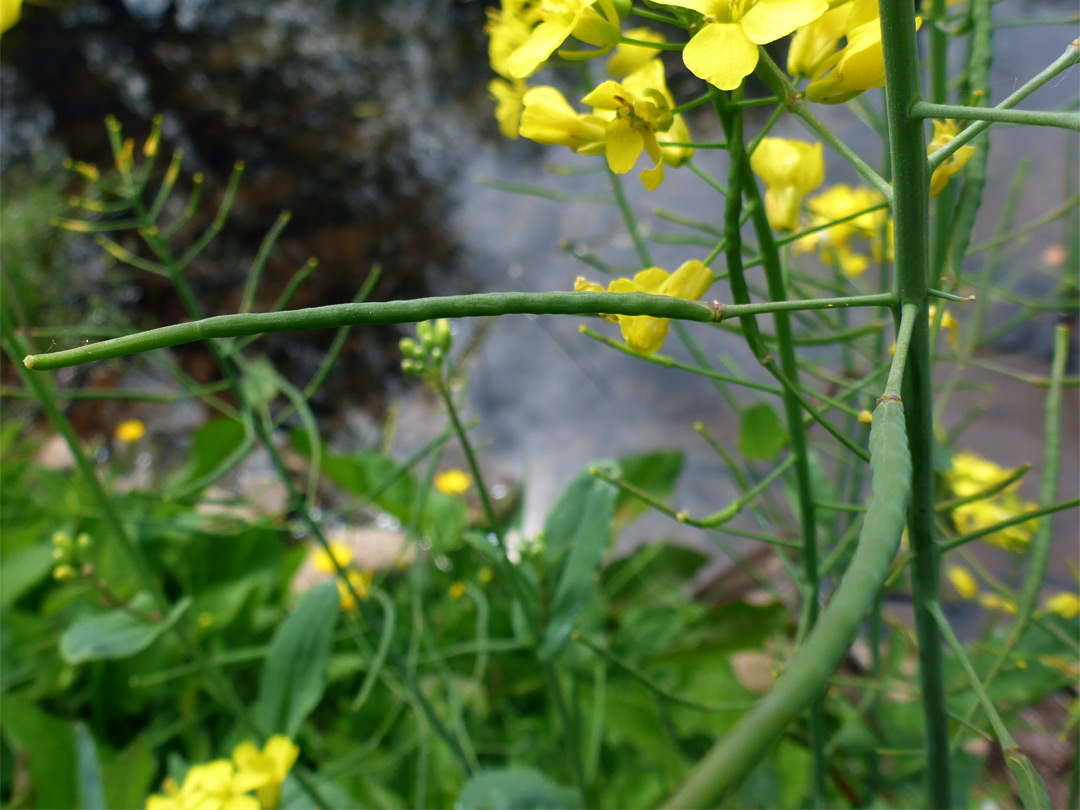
left=311, top=541, right=353, bottom=573
left=739, top=0, right=828, bottom=45
left=607, top=27, right=666, bottom=77
left=682, top=23, right=758, bottom=91
left=1045, top=592, right=1080, bottom=620
left=946, top=565, right=978, bottom=600
left=604, top=118, right=644, bottom=174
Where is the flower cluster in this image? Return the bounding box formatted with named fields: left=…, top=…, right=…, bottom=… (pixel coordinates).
left=750, top=137, right=825, bottom=232
left=946, top=451, right=1038, bottom=553
left=145, top=736, right=299, bottom=810
left=796, top=184, right=889, bottom=278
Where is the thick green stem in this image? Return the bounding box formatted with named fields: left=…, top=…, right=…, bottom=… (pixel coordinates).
left=879, top=1, right=952, bottom=804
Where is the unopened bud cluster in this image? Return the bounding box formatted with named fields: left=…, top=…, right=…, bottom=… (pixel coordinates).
left=51, top=531, right=93, bottom=583
left=400, top=319, right=452, bottom=379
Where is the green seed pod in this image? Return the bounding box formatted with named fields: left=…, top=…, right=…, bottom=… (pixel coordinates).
left=432, top=319, right=452, bottom=352
left=666, top=397, right=912, bottom=805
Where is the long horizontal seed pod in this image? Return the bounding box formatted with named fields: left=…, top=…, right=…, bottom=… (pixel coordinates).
left=23, top=291, right=895, bottom=372
left=665, top=395, right=912, bottom=808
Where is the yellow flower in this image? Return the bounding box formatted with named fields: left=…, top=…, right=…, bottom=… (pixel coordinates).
left=946, top=565, right=978, bottom=600
left=606, top=26, right=665, bottom=77
left=928, top=305, right=958, bottom=348
left=487, top=0, right=540, bottom=79
left=652, top=0, right=827, bottom=91
left=449, top=581, right=467, bottom=601
left=232, top=735, right=300, bottom=810
left=1044, top=592, right=1080, bottom=620
left=577, top=260, right=713, bottom=354
left=947, top=451, right=1037, bottom=553
left=519, top=86, right=606, bottom=151
left=338, top=569, right=374, bottom=610
left=787, top=1, right=851, bottom=77
left=0, top=0, right=20, bottom=34
left=489, top=78, right=528, bottom=138
left=620, top=58, right=693, bottom=168
left=857, top=409, right=873, bottom=425
left=146, top=760, right=260, bottom=810
left=434, top=468, right=472, bottom=495
left=582, top=73, right=674, bottom=189
left=797, top=183, right=887, bottom=278
left=979, top=593, right=1018, bottom=615
left=311, top=541, right=353, bottom=574
left=927, top=119, right=975, bottom=198
left=749, top=137, right=824, bottom=231
left=805, top=0, right=921, bottom=105
left=505, top=0, right=622, bottom=79
left=115, top=419, right=147, bottom=443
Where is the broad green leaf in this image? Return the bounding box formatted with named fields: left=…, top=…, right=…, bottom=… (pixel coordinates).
left=458, top=767, right=579, bottom=809
left=168, top=417, right=247, bottom=492
left=255, top=583, right=339, bottom=737
left=738, top=403, right=787, bottom=461
left=1006, top=750, right=1052, bottom=809
left=239, top=355, right=283, bottom=410
left=0, top=543, right=54, bottom=609
left=104, top=734, right=157, bottom=810
left=0, top=693, right=79, bottom=809
left=59, top=594, right=191, bottom=664
left=539, top=466, right=617, bottom=661
left=73, top=722, right=106, bottom=810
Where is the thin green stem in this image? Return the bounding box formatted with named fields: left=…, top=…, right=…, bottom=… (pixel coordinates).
left=912, top=100, right=1080, bottom=130
left=928, top=44, right=1080, bottom=171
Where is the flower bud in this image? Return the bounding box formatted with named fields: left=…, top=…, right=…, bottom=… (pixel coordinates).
left=416, top=321, right=434, bottom=347
left=52, top=564, right=78, bottom=583
left=76, top=533, right=92, bottom=551
left=399, top=337, right=421, bottom=359
left=432, top=319, right=452, bottom=351
left=52, top=531, right=73, bottom=551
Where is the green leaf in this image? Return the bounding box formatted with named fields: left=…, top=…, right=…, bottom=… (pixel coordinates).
left=0, top=693, right=79, bottom=809
left=738, top=403, right=787, bottom=462
left=239, top=355, right=283, bottom=410
left=539, top=466, right=618, bottom=661
left=1006, top=750, right=1052, bottom=810
left=255, top=583, right=339, bottom=737
left=0, top=543, right=54, bottom=609
left=73, top=722, right=106, bottom=810
left=103, top=734, right=157, bottom=810
left=59, top=594, right=191, bottom=664
left=458, top=767, right=579, bottom=809
left=169, top=418, right=247, bottom=492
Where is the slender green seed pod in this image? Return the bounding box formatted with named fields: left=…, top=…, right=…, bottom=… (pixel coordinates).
left=666, top=398, right=912, bottom=808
